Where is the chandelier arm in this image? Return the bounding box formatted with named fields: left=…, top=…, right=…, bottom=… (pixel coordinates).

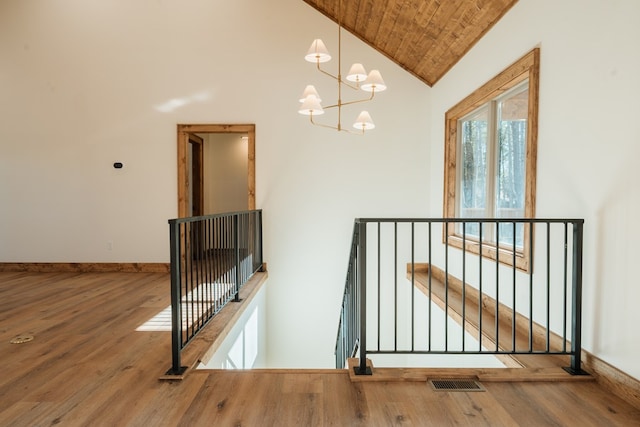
left=341, top=94, right=375, bottom=106
left=342, top=128, right=366, bottom=135
left=315, top=63, right=340, bottom=81
left=309, top=115, right=366, bottom=135
left=313, top=64, right=364, bottom=92
left=341, top=81, right=361, bottom=91
left=310, top=115, right=338, bottom=131
left=309, top=114, right=364, bottom=135
left=322, top=92, right=375, bottom=110
left=338, top=78, right=362, bottom=91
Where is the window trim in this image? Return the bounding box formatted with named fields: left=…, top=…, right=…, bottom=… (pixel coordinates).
left=443, top=48, right=539, bottom=272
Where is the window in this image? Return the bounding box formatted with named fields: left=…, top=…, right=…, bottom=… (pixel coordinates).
left=444, top=49, right=539, bottom=271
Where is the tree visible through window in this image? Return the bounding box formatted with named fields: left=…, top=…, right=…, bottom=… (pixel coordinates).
left=444, top=49, right=539, bottom=271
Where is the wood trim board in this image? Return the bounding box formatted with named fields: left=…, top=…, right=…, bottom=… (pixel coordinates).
left=410, top=263, right=640, bottom=408
left=0, top=263, right=170, bottom=273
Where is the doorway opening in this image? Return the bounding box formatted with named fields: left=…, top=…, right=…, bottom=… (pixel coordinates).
left=177, top=124, right=256, bottom=218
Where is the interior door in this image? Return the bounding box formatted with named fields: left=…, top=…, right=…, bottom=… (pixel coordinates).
left=188, top=134, right=204, bottom=216
left=188, top=134, right=204, bottom=259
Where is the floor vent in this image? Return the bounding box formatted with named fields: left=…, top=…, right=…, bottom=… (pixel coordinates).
left=429, top=379, right=485, bottom=392
left=10, top=334, right=34, bottom=344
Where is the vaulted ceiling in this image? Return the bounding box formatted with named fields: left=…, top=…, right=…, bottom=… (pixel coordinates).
left=302, top=0, right=518, bottom=86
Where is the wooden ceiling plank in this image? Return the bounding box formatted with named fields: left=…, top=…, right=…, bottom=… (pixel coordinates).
left=412, top=0, right=442, bottom=27
left=342, top=0, right=360, bottom=30
left=378, top=1, right=423, bottom=55
left=392, top=1, right=445, bottom=67
left=398, top=0, right=469, bottom=84
left=302, top=0, right=519, bottom=86
left=369, top=0, right=403, bottom=50
left=357, top=0, right=386, bottom=42
left=414, top=0, right=489, bottom=75
left=411, top=0, right=467, bottom=57
left=416, top=0, right=518, bottom=85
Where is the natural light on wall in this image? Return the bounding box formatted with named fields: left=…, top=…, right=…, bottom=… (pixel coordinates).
left=198, top=284, right=267, bottom=369
left=154, top=91, right=212, bottom=113
left=221, top=307, right=259, bottom=369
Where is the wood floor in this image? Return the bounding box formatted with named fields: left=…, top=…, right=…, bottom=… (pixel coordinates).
left=1, top=272, right=639, bottom=426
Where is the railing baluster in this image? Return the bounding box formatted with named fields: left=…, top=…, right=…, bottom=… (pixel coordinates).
left=258, top=211, right=261, bottom=268
left=356, top=220, right=370, bottom=375
left=563, top=222, right=569, bottom=353
left=211, top=218, right=216, bottom=313
left=222, top=217, right=226, bottom=303
left=411, top=222, right=415, bottom=352
left=567, top=221, right=585, bottom=374
left=352, top=228, right=357, bottom=360
left=512, top=221, right=517, bottom=353
left=241, top=213, right=246, bottom=283
left=203, top=219, right=208, bottom=318
left=239, top=214, right=244, bottom=285
left=214, top=216, right=220, bottom=312
left=196, top=220, right=203, bottom=327
left=217, top=217, right=222, bottom=303
left=529, top=222, right=534, bottom=352
left=495, top=223, right=499, bottom=353
left=168, top=220, right=184, bottom=375
left=242, top=214, right=246, bottom=280
left=186, top=222, right=193, bottom=340
left=546, top=222, right=551, bottom=352
left=377, top=222, right=381, bottom=352
left=224, top=216, right=229, bottom=300
left=234, top=214, right=240, bottom=302
left=462, top=222, right=466, bottom=352
left=445, top=221, right=449, bottom=352
left=394, top=222, right=398, bottom=353
left=479, top=221, right=483, bottom=352
left=244, top=213, right=249, bottom=282
left=427, top=221, right=432, bottom=352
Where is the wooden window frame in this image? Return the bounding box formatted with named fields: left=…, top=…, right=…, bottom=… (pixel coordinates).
left=443, top=48, right=539, bottom=272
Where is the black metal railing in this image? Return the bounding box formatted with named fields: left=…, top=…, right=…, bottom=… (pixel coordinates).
left=335, top=218, right=585, bottom=376
left=167, top=210, right=263, bottom=375
left=335, top=223, right=364, bottom=370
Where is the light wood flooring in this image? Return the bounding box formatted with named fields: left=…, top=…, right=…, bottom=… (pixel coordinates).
left=1, top=271, right=639, bottom=426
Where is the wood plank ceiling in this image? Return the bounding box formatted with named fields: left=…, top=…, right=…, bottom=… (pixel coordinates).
left=302, top=0, right=518, bottom=86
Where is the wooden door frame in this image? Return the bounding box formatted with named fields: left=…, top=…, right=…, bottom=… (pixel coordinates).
left=187, top=133, right=204, bottom=217
left=177, top=124, right=256, bottom=218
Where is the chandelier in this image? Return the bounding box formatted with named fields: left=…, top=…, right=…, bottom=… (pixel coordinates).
left=298, top=0, right=387, bottom=134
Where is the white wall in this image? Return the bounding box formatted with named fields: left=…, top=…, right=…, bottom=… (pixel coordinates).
left=429, top=0, right=640, bottom=380
left=0, top=0, right=430, bottom=367
left=202, top=133, right=248, bottom=215
left=199, top=281, right=268, bottom=370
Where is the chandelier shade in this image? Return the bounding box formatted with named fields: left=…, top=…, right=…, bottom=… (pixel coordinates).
left=305, top=39, right=331, bottom=63
left=360, top=70, right=387, bottom=93
left=298, top=95, right=324, bottom=116
left=353, top=111, right=375, bottom=130
left=299, top=85, right=322, bottom=103
left=346, top=63, right=368, bottom=83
